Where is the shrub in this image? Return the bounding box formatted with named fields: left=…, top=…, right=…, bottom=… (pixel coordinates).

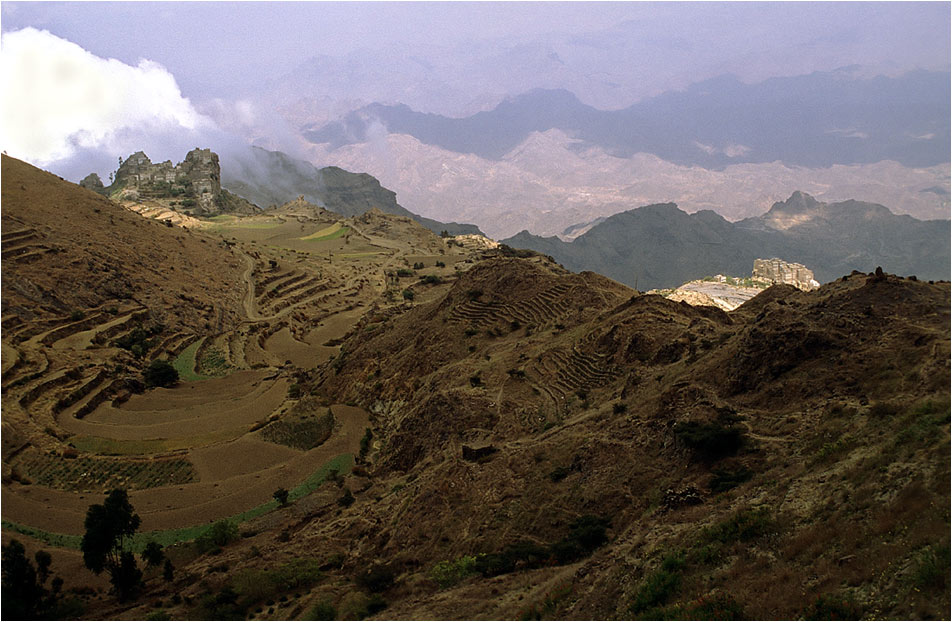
left=629, top=553, right=685, bottom=615
left=868, top=401, right=900, bottom=418
left=673, top=420, right=745, bottom=461
left=396, top=268, right=414, bottom=278
left=143, top=359, right=178, bottom=388
left=709, top=466, right=753, bottom=493
left=307, top=600, right=336, bottom=620
left=195, top=520, right=238, bottom=553
left=429, top=556, right=479, bottom=589
left=355, top=564, right=395, bottom=593
left=273, top=488, right=289, bottom=506
left=700, top=507, right=772, bottom=544
left=470, top=375, right=482, bottom=387
left=359, top=428, right=373, bottom=459
left=909, top=544, right=950, bottom=591
left=337, top=487, right=355, bottom=507
left=70, top=310, right=86, bottom=322
left=435, top=261, right=446, bottom=268
left=413, top=262, right=425, bottom=270
left=421, top=274, right=442, bottom=285
left=548, top=465, right=571, bottom=482
left=402, top=289, right=415, bottom=301
left=803, top=593, right=863, bottom=620
left=613, top=402, right=627, bottom=414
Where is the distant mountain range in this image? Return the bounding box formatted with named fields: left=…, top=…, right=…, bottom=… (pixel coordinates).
left=304, top=70, right=950, bottom=168
left=502, top=191, right=950, bottom=290
left=219, top=147, right=484, bottom=236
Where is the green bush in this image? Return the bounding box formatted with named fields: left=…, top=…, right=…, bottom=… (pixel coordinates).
left=629, top=553, right=685, bottom=614
left=359, top=428, right=373, bottom=458
left=700, top=507, right=772, bottom=545
left=396, top=268, right=414, bottom=277
left=195, top=520, right=238, bottom=553
left=910, top=544, right=950, bottom=591
left=402, top=289, right=415, bottom=301
left=143, top=359, right=178, bottom=388
left=429, top=555, right=479, bottom=588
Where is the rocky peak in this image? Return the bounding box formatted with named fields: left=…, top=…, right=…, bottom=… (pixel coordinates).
left=79, top=173, right=106, bottom=195
left=753, top=258, right=819, bottom=290
left=103, top=148, right=225, bottom=214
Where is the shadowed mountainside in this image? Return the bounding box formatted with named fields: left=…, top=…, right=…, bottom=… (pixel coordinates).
left=502, top=192, right=950, bottom=289
left=221, top=146, right=484, bottom=236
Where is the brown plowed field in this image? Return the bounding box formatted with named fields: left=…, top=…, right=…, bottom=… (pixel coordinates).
left=2, top=404, right=369, bottom=534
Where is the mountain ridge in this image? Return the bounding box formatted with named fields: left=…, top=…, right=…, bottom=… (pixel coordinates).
left=304, top=70, right=951, bottom=168
left=502, top=192, right=950, bottom=289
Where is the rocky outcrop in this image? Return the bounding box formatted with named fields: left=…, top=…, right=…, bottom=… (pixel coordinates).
left=97, top=148, right=257, bottom=216
left=110, top=148, right=221, bottom=212
left=753, top=258, right=819, bottom=291
left=79, top=173, right=106, bottom=195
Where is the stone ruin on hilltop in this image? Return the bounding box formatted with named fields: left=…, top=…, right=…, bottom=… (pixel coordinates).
left=86, top=148, right=225, bottom=215
left=753, top=258, right=819, bottom=291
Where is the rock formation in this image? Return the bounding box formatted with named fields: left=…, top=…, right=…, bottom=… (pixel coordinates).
left=92, top=148, right=257, bottom=216
left=79, top=173, right=106, bottom=195
left=109, top=148, right=221, bottom=213
left=753, top=258, right=819, bottom=290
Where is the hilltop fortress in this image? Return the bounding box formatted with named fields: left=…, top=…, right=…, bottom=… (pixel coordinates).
left=81, top=148, right=255, bottom=216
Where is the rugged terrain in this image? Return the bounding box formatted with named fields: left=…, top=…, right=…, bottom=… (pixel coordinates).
left=503, top=192, right=950, bottom=290
left=2, top=155, right=949, bottom=621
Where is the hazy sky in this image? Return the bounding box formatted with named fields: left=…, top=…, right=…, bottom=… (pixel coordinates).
left=3, top=2, right=949, bottom=98
left=1, top=2, right=949, bottom=181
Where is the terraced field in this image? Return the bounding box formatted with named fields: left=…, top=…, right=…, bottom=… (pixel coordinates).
left=2, top=193, right=481, bottom=553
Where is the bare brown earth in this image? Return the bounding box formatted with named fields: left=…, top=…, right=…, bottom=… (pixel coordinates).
left=2, top=155, right=948, bottom=621
left=0, top=157, right=486, bottom=603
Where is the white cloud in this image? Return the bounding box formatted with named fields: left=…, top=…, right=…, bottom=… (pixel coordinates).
left=1, top=27, right=212, bottom=166
left=723, top=143, right=752, bottom=158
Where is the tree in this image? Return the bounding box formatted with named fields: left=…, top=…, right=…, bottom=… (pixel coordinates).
left=144, top=359, right=178, bottom=388
left=2, top=540, right=63, bottom=619
left=141, top=541, right=164, bottom=568
left=81, top=489, right=142, bottom=602
left=162, top=558, right=174, bottom=583
left=273, top=487, right=290, bottom=506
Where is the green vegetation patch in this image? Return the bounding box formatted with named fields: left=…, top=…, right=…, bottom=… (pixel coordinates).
left=2, top=454, right=354, bottom=552
left=630, top=552, right=686, bottom=615
left=302, top=223, right=349, bottom=241
left=429, top=515, right=611, bottom=586
left=172, top=339, right=211, bottom=381
left=15, top=452, right=194, bottom=492
left=260, top=407, right=335, bottom=450
left=196, top=347, right=232, bottom=377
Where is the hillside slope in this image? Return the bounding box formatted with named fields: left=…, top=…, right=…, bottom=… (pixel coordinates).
left=121, top=257, right=950, bottom=621
left=1, top=154, right=245, bottom=332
